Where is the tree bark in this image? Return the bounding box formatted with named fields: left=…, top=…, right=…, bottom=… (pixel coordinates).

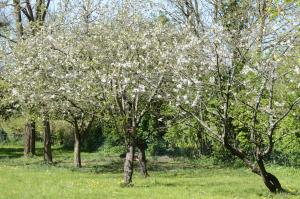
left=30, top=121, right=36, bottom=155
left=24, top=123, right=31, bottom=157
left=124, top=122, right=135, bottom=185
left=74, top=128, right=81, bottom=168
left=256, top=158, right=284, bottom=193
left=13, top=0, right=23, bottom=39
left=137, top=147, right=149, bottom=177
left=222, top=127, right=285, bottom=193
left=24, top=121, right=35, bottom=157
left=124, top=143, right=134, bottom=184
left=43, top=118, right=52, bottom=163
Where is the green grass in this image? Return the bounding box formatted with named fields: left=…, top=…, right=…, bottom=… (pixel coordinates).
left=0, top=143, right=299, bottom=199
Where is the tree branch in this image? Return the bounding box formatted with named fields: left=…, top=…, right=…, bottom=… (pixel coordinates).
left=0, top=33, right=17, bottom=43
left=273, top=97, right=300, bottom=128
left=25, top=0, right=34, bottom=21
left=137, top=75, right=164, bottom=124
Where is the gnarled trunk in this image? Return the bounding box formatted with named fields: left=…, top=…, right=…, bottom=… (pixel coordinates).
left=74, top=129, right=81, bottom=168
left=137, top=147, right=148, bottom=177
left=256, top=158, right=284, bottom=193
left=223, top=133, right=284, bottom=193
left=43, top=118, right=52, bottom=163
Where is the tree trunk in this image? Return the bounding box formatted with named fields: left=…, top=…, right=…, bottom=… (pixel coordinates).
left=137, top=147, right=149, bottom=177
left=74, top=129, right=81, bottom=168
left=30, top=121, right=36, bottom=155
left=24, top=121, right=35, bottom=157
left=12, top=0, right=23, bottom=38
left=256, top=158, right=284, bottom=193
left=43, top=118, right=52, bottom=163
left=24, top=123, right=31, bottom=157
left=124, top=143, right=134, bottom=184
left=124, top=121, right=136, bottom=185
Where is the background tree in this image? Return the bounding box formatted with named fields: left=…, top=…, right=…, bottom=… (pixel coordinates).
left=1, top=0, right=52, bottom=158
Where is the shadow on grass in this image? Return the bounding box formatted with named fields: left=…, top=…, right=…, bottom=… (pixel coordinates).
left=0, top=146, right=232, bottom=177
left=0, top=146, right=63, bottom=159
left=135, top=178, right=238, bottom=189
left=136, top=181, right=179, bottom=188
left=257, top=189, right=300, bottom=199
left=282, top=189, right=299, bottom=197
left=93, top=159, right=124, bottom=174
left=90, top=157, right=213, bottom=174
left=147, top=160, right=220, bottom=172
left=90, top=158, right=220, bottom=176
left=0, top=147, right=24, bottom=159
left=0, top=146, right=74, bottom=169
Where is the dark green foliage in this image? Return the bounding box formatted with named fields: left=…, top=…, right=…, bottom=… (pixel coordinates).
left=137, top=107, right=169, bottom=156
left=54, top=121, right=104, bottom=152
left=211, top=143, right=237, bottom=165
left=0, top=128, right=8, bottom=142
left=55, top=123, right=74, bottom=149
left=102, top=119, right=124, bottom=149
left=268, top=150, right=300, bottom=167
left=164, top=119, right=212, bottom=158
left=148, top=139, right=167, bottom=156
left=268, top=112, right=300, bottom=167
left=82, top=123, right=103, bottom=152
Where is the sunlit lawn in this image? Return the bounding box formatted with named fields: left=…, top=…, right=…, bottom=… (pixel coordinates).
left=0, top=144, right=299, bottom=199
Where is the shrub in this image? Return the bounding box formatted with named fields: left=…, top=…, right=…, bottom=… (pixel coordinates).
left=81, top=124, right=103, bottom=152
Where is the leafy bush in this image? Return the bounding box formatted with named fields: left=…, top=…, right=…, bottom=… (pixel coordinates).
left=82, top=124, right=103, bottom=152
left=52, top=121, right=74, bottom=149
left=148, top=140, right=167, bottom=156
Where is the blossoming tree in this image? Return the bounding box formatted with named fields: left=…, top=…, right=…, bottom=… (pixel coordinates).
left=167, top=0, right=300, bottom=193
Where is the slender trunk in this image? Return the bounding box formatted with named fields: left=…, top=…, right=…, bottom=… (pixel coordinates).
left=43, top=118, right=52, bottom=163
left=256, top=158, right=284, bottom=193
left=13, top=0, right=23, bottom=38
left=24, top=121, right=35, bottom=156
left=74, top=129, right=81, bottom=168
left=213, top=0, right=219, bottom=21
left=124, top=122, right=135, bottom=185
left=137, top=147, right=148, bottom=177
left=24, top=123, right=31, bottom=157
left=30, top=121, right=36, bottom=155
left=196, top=129, right=203, bottom=155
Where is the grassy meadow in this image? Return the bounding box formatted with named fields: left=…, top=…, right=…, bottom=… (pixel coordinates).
left=0, top=143, right=299, bottom=199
